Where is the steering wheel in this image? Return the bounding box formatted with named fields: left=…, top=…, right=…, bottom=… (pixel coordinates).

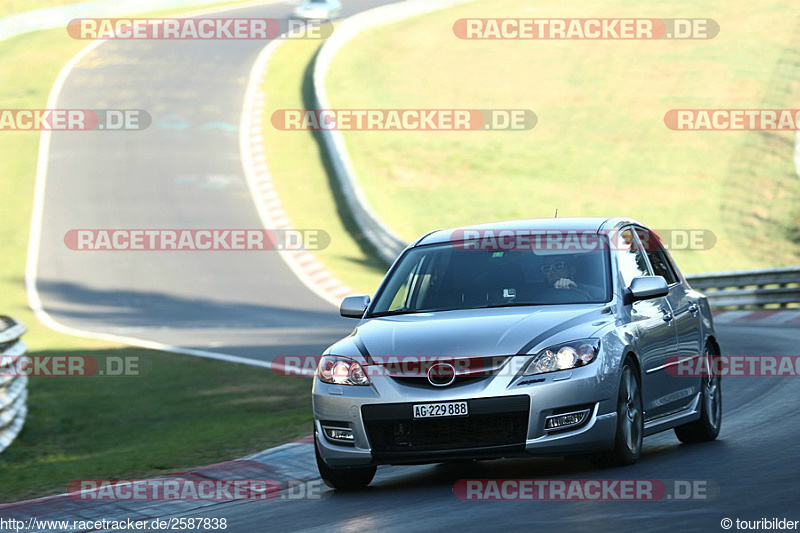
left=540, top=285, right=593, bottom=303
left=566, top=285, right=593, bottom=300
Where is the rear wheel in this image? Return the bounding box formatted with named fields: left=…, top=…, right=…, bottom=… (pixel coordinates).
left=314, top=432, right=376, bottom=490
left=594, top=358, right=643, bottom=467
left=674, top=345, right=722, bottom=443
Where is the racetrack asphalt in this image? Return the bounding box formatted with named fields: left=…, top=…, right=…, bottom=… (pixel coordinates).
left=116, top=322, right=800, bottom=532
left=3, top=322, right=797, bottom=532
left=34, top=0, right=398, bottom=363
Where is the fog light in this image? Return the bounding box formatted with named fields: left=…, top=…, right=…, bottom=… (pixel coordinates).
left=545, top=409, right=590, bottom=431
left=322, top=426, right=354, bottom=443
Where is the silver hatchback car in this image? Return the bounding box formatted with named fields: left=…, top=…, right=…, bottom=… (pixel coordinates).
left=292, top=0, right=342, bottom=21
left=313, top=218, right=722, bottom=489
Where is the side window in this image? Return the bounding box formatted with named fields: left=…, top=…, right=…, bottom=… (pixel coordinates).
left=635, top=228, right=679, bottom=285
left=381, top=255, right=426, bottom=312
left=387, top=272, right=412, bottom=311
left=615, top=228, right=650, bottom=286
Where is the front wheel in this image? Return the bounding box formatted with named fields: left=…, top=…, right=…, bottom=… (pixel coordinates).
left=674, top=345, right=722, bottom=443
left=594, top=358, right=643, bottom=467
left=315, top=433, right=376, bottom=490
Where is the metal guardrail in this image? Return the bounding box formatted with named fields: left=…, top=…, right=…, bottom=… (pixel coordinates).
left=0, top=317, right=28, bottom=453
left=313, top=0, right=471, bottom=265
left=686, top=267, right=800, bottom=309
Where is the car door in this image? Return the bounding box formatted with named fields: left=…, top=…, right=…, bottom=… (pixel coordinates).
left=635, top=227, right=702, bottom=415
left=615, top=227, right=679, bottom=420
left=635, top=228, right=703, bottom=356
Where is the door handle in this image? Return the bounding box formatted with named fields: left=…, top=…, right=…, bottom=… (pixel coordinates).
left=688, top=303, right=699, bottom=316
left=662, top=312, right=674, bottom=322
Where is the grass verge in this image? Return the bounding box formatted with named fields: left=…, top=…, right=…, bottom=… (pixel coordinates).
left=1, top=349, right=311, bottom=502
left=260, top=37, right=387, bottom=295
left=0, top=0, right=271, bottom=19
left=0, top=0, right=80, bottom=17
left=324, top=0, right=800, bottom=273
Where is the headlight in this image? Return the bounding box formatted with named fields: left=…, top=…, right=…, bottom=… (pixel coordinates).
left=317, top=355, right=371, bottom=385
left=523, top=339, right=599, bottom=376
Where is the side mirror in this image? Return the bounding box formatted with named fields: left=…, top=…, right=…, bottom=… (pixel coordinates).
left=628, top=276, right=669, bottom=303
left=340, top=295, right=370, bottom=318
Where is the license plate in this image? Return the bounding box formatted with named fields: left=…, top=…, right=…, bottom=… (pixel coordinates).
left=413, top=401, right=468, bottom=419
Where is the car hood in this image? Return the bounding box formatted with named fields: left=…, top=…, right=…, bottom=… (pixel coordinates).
left=334, top=304, right=612, bottom=361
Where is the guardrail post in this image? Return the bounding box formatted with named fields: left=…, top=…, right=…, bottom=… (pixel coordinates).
left=0, top=317, right=28, bottom=453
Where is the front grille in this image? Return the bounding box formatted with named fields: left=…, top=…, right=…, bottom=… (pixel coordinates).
left=362, top=396, right=529, bottom=455
left=389, top=375, right=485, bottom=389
left=384, top=355, right=513, bottom=389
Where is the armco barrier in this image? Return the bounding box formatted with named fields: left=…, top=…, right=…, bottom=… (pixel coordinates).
left=686, top=267, right=800, bottom=309
left=313, top=0, right=472, bottom=265
left=0, top=316, right=27, bottom=453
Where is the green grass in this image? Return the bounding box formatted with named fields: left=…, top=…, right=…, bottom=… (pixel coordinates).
left=0, top=0, right=306, bottom=502
left=1, top=349, right=311, bottom=502
left=0, top=31, right=88, bottom=349
left=0, top=0, right=79, bottom=17
left=0, top=0, right=271, bottom=18
left=324, top=0, right=800, bottom=274
left=261, top=37, right=387, bottom=295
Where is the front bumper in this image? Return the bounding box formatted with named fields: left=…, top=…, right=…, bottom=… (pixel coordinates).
left=313, top=362, right=618, bottom=467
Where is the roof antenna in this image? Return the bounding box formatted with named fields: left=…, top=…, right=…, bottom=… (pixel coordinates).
left=554, top=208, right=558, bottom=218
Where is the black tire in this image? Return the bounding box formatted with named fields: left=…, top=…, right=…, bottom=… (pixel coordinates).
left=594, top=358, right=643, bottom=468
left=674, top=345, right=722, bottom=443
left=314, top=433, right=376, bottom=490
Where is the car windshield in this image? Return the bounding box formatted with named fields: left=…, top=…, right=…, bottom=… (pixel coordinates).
left=369, top=240, right=611, bottom=317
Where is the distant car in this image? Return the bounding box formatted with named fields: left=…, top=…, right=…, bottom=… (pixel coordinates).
left=293, top=0, right=342, bottom=20
left=313, top=218, right=722, bottom=489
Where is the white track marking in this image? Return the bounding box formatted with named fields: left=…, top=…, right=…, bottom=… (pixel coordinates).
left=24, top=0, right=313, bottom=374
left=238, top=34, right=355, bottom=308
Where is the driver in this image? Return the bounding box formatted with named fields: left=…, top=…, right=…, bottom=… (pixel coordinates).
left=542, top=255, right=580, bottom=289
left=541, top=254, right=604, bottom=299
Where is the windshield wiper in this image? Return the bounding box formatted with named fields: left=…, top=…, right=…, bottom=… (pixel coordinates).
left=368, top=307, right=418, bottom=318
left=369, top=301, right=599, bottom=317
left=370, top=304, right=524, bottom=316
